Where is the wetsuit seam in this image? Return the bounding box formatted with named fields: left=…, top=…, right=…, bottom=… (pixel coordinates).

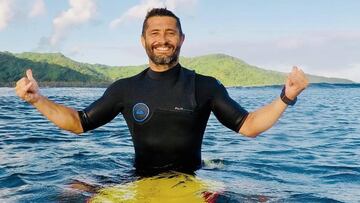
left=78, top=110, right=91, bottom=132
left=236, top=112, right=249, bottom=132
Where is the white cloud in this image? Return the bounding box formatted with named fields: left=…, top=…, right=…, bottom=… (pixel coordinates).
left=324, top=63, right=360, bottom=82
left=110, top=0, right=164, bottom=29
left=29, top=0, right=46, bottom=18
left=0, top=0, right=14, bottom=31
left=49, top=0, right=97, bottom=46
left=182, top=31, right=360, bottom=82
left=110, top=0, right=197, bottom=29
left=165, top=0, right=197, bottom=10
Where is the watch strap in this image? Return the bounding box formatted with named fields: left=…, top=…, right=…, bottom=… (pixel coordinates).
left=280, top=86, right=297, bottom=106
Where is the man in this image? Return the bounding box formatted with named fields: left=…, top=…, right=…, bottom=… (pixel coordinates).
left=15, top=8, right=308, bottom=174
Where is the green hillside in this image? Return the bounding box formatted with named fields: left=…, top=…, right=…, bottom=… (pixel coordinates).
left=180, top=54, right=286, bottom=86
left=93, top=65, right=147, bottom=81
left=181, top=54, right=353, bottom=86
left=0, top=52, right=107, bottom=87
left=15, top=52, right=110, bottom=81
left=0, top=51, right=354, bottom=87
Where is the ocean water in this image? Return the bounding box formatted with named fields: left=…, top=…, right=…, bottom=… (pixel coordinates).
left=0, top=84, right=359, bottom=203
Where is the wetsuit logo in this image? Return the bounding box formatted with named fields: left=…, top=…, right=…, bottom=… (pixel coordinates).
left=132, top=103, right=150, bottom=122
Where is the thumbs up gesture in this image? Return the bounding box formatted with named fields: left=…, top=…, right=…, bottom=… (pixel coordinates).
left=15, top=69, right=41, bottom=104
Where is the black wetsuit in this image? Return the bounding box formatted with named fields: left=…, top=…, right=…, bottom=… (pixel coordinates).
left=78, top=64, right=248, bottom=174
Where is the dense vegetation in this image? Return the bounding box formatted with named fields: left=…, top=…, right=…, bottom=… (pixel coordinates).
left=0, top=51, right=353, bottom=87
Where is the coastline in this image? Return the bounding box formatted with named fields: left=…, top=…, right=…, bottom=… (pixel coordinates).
left=1, top=82, right=358, bottom=89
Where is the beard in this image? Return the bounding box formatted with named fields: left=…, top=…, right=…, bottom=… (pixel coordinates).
left=145, top=42, right=181, bottom=66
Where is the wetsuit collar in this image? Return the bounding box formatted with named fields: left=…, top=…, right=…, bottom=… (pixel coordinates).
left=146, top=63, right=181, bottom=80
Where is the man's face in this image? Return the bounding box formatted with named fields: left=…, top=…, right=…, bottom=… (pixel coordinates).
left=141, top=16, right=184, bottom=66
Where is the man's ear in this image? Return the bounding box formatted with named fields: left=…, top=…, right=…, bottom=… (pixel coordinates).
left=141, top=36, right=145, bottom=48
left=180, top=34, right=185, bottom=46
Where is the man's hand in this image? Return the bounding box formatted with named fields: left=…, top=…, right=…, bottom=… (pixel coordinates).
left=14, top=69, right=83, bottom=134
left=285, top=66, right=309, bottom=100
left=239, top=66, right=309, bottom=137
left=15, top=69, right=41, bottom=104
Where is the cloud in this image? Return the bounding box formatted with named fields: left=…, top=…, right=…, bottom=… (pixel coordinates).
left=164, top=0, right=197, bottom=10
left=34, top=36, right=59, bottom=52
left=29, top=0, right=46, bottom=18
left=182, top=31, right=360, bottom=82
left=109, top=0, right=197, bottom=29
left=49, top=0, right=97, bottom=46
left=256, top=32, right=360, bottom=73
left=0, top=0, right=14, bottom=31
left=325, top=63, right=360, bottom=82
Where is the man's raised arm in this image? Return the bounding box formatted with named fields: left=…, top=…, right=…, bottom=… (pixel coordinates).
left=239, top=66, right=309, bottom=137
left=15, top=69, right=84, bottom=134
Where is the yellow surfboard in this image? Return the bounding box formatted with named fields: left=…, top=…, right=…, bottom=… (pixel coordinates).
left=88, top=172, right=223, bottom=203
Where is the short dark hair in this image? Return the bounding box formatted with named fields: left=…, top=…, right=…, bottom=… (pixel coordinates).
left=142, top=8, right=183, bottom=36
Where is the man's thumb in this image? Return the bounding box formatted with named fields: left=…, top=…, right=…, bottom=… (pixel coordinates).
left=26, top=69, right=34, bottom=80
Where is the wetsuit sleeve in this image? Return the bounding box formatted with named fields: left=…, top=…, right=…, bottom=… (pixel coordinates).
left=78, top=82, right=124, bottom=132
left=210, top=80, right=249, bottom=132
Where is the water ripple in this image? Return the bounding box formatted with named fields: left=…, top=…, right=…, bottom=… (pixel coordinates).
left=1, top=85, right=359, bottom=202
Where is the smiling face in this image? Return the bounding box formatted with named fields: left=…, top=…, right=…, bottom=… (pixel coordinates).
left=141, top=16, right=185, bottom=70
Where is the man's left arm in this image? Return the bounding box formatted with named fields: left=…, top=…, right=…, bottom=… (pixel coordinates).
left=239, top=66, right=309, bottom=137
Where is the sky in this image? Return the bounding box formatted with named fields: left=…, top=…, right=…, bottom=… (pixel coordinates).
left=1, top=0, right=360, bottom=82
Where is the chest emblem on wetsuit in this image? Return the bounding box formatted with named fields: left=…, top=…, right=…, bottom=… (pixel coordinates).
left=132, top=103, right=150, bottom=122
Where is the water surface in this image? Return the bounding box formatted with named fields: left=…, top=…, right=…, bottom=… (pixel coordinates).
left=0, top=84, right=359, bottom=202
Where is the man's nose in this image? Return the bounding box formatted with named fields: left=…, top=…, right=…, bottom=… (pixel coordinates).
left=157, top=33, right=168, bottom=43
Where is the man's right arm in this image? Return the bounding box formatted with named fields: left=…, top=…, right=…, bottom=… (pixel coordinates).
left=32, top=95, right=84, bottom=134
left=15, top=69, right=83, bottom=134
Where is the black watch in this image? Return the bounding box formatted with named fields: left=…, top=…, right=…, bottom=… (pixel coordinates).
left=280, top=86, right=297, bottom=106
